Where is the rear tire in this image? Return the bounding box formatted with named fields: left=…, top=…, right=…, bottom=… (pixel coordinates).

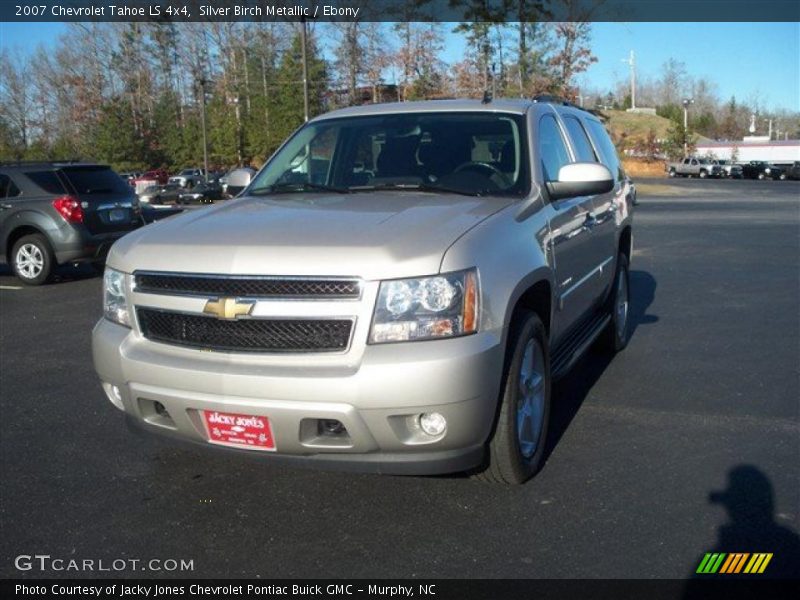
left=474, top=312, right=551, bottom=484
left=599, top=254, right=631, bottom=353
left=699, top=170, right=707, bottom=178
left=11, top=233, right=55, bottom=286
left=668, top=168, right=676, bottom=178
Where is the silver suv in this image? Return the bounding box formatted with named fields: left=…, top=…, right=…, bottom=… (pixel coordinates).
left=92, top=98, right=634, bottom=484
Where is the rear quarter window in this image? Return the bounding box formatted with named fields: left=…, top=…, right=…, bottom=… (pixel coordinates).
left=24, top=171, right=67, bottom=195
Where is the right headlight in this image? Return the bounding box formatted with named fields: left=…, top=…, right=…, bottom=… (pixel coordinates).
left=369, top=269, right=479, bottom=344
left=103, top=267, right=131, bottom=328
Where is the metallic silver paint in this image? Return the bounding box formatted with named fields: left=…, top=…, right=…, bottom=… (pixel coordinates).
left=92, top=99, right=634, bottom=474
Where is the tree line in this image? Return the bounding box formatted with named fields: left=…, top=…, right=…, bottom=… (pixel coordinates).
left=1, top=20, right=797, bottom=171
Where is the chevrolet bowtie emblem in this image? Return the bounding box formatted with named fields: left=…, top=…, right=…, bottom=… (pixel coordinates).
left=203, top=297, right=255, bottom=320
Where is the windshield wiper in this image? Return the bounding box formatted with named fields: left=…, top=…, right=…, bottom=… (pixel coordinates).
left=250, top=181, right=351, bottom=195
left=349, top=182, right=483, bottom=197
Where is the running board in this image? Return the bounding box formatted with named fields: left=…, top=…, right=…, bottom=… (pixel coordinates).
left=551, top=313, right=611, bottom=380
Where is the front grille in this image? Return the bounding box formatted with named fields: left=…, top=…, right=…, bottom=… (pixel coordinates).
left=135, top=272, right=360, bottom=299
left=137, top=308, right=353, bottom=353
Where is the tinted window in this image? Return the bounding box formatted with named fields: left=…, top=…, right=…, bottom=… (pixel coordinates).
left=538, top=115, right=571, bottom=182
left=24, top=170, right=67, bottom=195
left=562, top=116, right=597, bottom=162
left=0, top=174, right=18, bottom=198
left=60, top=167, right=131, bottom=195
left=7, top=177, right=20, bottom=197
left=585, top=120, right=622, bottom=180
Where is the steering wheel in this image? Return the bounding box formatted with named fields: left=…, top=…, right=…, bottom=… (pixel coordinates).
left=453, top=161, right=512, bottom=189
left=454, top=161, right=505, bottom=179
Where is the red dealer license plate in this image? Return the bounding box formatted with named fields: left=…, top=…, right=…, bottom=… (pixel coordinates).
left=202, top=410, right=276, bottom=451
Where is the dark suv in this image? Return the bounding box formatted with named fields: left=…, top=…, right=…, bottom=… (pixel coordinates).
left=0, top=162, right=143, bottom=285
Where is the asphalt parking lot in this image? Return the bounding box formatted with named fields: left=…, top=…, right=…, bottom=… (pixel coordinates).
left=1, top=178, right=798, bottom=579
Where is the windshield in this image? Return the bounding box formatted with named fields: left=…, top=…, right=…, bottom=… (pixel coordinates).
left=248, top=112, right=529, bottom=197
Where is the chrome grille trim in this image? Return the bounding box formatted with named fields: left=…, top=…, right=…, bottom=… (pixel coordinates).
left=133, top=271, right=362, bottom=301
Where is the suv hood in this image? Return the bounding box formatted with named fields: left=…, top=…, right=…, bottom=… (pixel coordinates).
left=108, top=192, right=513, bottom=279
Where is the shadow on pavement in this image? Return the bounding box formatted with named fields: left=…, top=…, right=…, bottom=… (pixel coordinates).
left=544, top=269, right=658, bottom=462
left=682, top=466, right=800, bottom=597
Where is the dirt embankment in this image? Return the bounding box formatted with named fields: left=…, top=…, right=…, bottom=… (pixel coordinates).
left=622, top=158, right=667, bottom=178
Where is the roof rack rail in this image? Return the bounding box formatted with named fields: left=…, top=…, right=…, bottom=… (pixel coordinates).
left=531, top=94, right=590, bottom=113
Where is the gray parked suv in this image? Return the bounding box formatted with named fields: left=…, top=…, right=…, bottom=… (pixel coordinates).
left=1, top=162, right=142, bottom=284
left=92, top=98, right=634, bottom=484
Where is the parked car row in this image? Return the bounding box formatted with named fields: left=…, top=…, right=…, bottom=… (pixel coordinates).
left=666, top=157, right=798, bottom=180
left=123, top=166, right=258, bottom=206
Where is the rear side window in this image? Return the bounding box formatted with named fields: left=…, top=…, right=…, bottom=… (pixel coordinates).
left=585, top=120, right=623, bottom=180
left=562, top=116, right=597, bottom=162
left=0, top=173, right=20, bottom=198
left=60, top=167, right=131, bottom=195
left=24, top=171, right=67, bottom=195
left=538, top=115, right=571, bottom=182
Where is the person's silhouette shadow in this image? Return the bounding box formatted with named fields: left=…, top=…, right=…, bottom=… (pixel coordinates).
left=696, top=465, right=799, bottom=579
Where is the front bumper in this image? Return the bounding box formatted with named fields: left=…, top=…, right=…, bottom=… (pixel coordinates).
left=92, top=318, right=504, bottom=475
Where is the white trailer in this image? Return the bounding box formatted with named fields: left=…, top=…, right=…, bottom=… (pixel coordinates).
left=696, top=139, right=800, bottom=165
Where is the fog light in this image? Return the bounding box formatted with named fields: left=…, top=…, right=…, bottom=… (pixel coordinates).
left=418, top=412, right=447, bottom=436
left=154, top=401, right=170, bottom=418
left=319, top=419, right=346, bottom=436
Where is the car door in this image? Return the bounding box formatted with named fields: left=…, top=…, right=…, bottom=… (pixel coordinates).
left=538, top=113, right=599, bottom=341
left=582, top=117, right=628, bottom=300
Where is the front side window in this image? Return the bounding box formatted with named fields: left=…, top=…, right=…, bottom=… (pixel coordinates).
left=248, top=112, right=530, bottom=197
left=538, top=115, right=571, bottom=182
left=562, top=116, right=597, bottom=163
left=585, top=119, right=623, bottom=181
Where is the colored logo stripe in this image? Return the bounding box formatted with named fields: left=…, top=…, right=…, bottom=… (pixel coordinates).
left=696, top=552, right=773, bottom=574
left=720, top=553, right=749, bottom=573
left=696, top=553, right=726, bottom=574
left=744, top=553, right=773, bottom=574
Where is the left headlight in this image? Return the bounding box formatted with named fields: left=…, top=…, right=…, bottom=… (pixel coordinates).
left=103, top=267, right=131, bottom=327
left=369, top=269, right=479, bottom=344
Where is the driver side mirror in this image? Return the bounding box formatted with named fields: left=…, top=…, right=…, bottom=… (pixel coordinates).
left=547, top=162, right=614, bottom=201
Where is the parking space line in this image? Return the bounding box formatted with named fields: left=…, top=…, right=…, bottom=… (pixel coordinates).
left=0, top=285, right=23, bottom=290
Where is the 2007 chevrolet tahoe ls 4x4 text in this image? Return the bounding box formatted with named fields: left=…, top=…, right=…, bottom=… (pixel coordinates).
left=93, top=97, right=634, bottom=484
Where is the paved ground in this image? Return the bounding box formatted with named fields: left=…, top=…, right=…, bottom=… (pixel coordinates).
left=1, top=178, right=798, bottom=579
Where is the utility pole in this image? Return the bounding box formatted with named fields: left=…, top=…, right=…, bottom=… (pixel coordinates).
left=622, top=50, right=636, bottom=110
left=300, top=19, right=310, bottom=122
left=682, top=98, right=694, bottom=158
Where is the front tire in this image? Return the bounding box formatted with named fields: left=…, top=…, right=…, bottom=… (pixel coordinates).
left=12, top=233, right=55, bottom=285
left=699, top=170, right=707, bottom=178
left=599, top=254, right=631, bottom=353
left=475, top=312, right=551, bottom=484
